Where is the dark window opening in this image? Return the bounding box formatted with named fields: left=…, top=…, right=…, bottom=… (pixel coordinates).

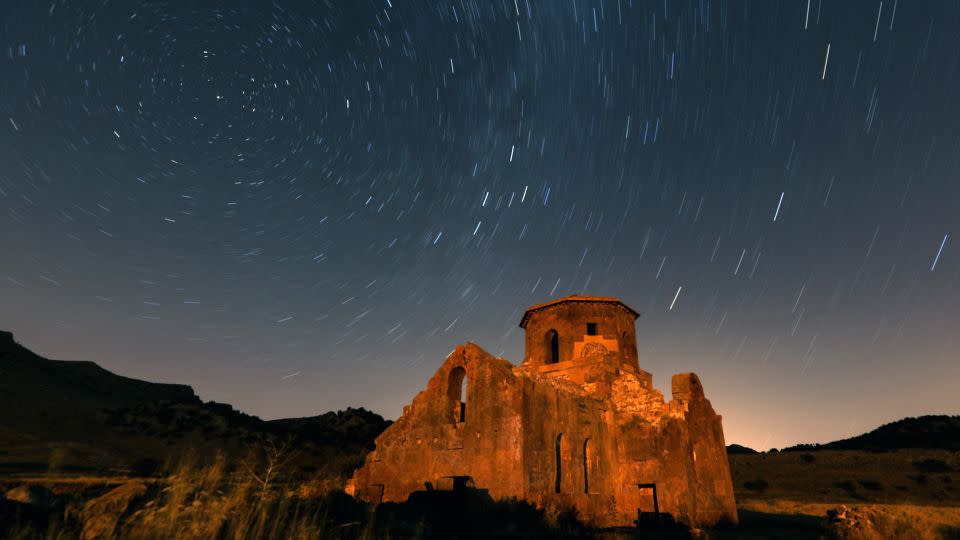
left=459, top=374, right=467, bottom=422
left=547, top=330, right=560, bottom=364
left=555, top=434, right=563, bottom=493
left=583, top=439, right=591, bottom=494
left=586, top=323, right=598, bottom=335
left=448, top=367, right=467, bottom=423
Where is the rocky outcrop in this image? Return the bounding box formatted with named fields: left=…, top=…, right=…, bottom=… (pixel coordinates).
left=3, top=485, right=57, bottom=508
left=80, top=481, right=148, bottom=540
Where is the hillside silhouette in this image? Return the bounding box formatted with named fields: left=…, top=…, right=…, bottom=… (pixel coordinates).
left=781, top=415, right=960, bottom=452
left=726, top=416, right=960, bottom=456
left=0, top=330, right=389, bottom=477
left=5, top=328, right=959, bottom=473
left=725, top=444, right=760, bottom=455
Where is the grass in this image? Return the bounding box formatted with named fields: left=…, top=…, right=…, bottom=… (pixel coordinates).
left=729, top=449, right=960, bottom=506
left=729, top=449, right=960, bottom=540
left=3, top=449, right=960, bottom=539
left=1, top=449, right=583, bottom=540
left=2, top=455, right=374, bottom=540
left=740, top=499, right=960, bottom=540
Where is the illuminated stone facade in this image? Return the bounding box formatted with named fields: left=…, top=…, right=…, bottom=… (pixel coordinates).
left=348, top=295, right=737, bottom=528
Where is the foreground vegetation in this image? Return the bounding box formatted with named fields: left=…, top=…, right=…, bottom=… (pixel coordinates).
left=726, top=449, right=960, bottom=540
left=1, top=447, right=597, bottom=540
left=5, top=450, right=960, bottom=539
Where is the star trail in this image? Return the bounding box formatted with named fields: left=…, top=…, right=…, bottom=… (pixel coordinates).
left=1, top=1, right=957, bottom=450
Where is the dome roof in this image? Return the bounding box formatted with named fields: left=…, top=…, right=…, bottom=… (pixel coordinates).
left=519, top=295, right=640, bottom=328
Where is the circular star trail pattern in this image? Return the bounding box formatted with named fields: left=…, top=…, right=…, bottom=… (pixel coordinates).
left=1, top=1, right=957, bottom=449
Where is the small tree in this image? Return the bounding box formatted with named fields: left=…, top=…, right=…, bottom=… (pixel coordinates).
left=243, top=436, right=299, bottom=499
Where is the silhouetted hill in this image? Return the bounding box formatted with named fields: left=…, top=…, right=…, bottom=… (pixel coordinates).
left=0, top=330, right=389, bottom=476
left=268, top=408, right=391, bottom=448
left=726, top=444, right=759, bottom=455
left=0, top=330, right=198, bottom=416
left=782, top=415, right=960, bottom=452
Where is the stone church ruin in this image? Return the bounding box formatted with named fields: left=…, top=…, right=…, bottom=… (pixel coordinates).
left=348, top=295, right=737, bottom=528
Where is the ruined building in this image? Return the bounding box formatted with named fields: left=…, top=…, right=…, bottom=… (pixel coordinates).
left=348, top=295, right=737, bottom=528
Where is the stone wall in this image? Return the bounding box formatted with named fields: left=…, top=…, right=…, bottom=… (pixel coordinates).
left=522, top=300, right=639, bottom=372
left=350, top=343, right=525, bottom=503
left=349, top=341, right=738, bottom=528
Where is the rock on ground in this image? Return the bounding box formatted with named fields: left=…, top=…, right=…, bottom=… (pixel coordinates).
left=80, top=480, right=148, bottom=540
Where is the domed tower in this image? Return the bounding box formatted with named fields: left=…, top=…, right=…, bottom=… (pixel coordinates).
left=519, top=295, right=641, bottom=384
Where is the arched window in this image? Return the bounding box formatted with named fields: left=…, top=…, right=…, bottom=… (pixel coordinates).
left=583, top=438, right=592, bottom=494
left=459, top=375, right=467, bottom=422
left=555, top=433, right=563, bottom=493
left=546, top=330, right=560, bottom=364
left=448, top=366, right=467, bottom=423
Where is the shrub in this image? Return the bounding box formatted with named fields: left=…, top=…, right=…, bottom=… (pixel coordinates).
left=834, top=481, right=857, bottom=494
left=743, top=479, right=769, bottom=492
left=800, top=453, right=816, bottom=463
left=912, top=459, right=952, bottom=473
left=129, top=458, right=162, bottom=477
left=829, top=505, right=948, bottom=540
left=858, top=480, right=882, bottom=491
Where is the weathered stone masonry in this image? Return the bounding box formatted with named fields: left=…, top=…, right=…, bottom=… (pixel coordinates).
left=348, top=295, right=738, bottom=528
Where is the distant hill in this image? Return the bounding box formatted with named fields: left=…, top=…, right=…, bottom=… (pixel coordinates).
left=269, top=408, right=392, bottom=447
left=0, top=330, right=199, bottom=436
left=726, top=415, right=960, bottom=455
left=726, top=444, right=759, bottom=455
left=0, top=330, right=390, bottom=476
left=782, top=415, right=960, bottom=452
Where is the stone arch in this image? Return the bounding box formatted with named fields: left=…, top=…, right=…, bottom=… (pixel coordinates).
left=546, top=329, right=560, bottom=364
left=447, top=366, right=467, bottom=423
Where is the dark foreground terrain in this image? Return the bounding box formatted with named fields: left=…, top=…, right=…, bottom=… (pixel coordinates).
left=2, top=331, right=959, bottom=539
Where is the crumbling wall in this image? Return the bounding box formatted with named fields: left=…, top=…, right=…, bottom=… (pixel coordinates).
left=670, top=373, right=739, bottom=526
left=350, top=343, right=525, bottom=502
left=349, top=342, right=738, bottom=530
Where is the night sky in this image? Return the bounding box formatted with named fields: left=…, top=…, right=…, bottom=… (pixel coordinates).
left=1, top=1, right=958, bottom=451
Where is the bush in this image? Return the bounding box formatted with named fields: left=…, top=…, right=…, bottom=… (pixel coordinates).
left=912, top=459, right=952, bottom=473
left=858, top=480, right=882, bottom=491
left=834, top=481, right=857, bottom=494
left=800, top=453, right=816, bottom=463
left=129, top=458, right=162, bottom=477
left=829, top=505, right=950, bottom=540
left=743, top=479, right=769, bottom=492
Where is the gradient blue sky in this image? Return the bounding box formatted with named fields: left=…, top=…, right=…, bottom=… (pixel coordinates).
left=1, top=1, right=958, bottom=450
